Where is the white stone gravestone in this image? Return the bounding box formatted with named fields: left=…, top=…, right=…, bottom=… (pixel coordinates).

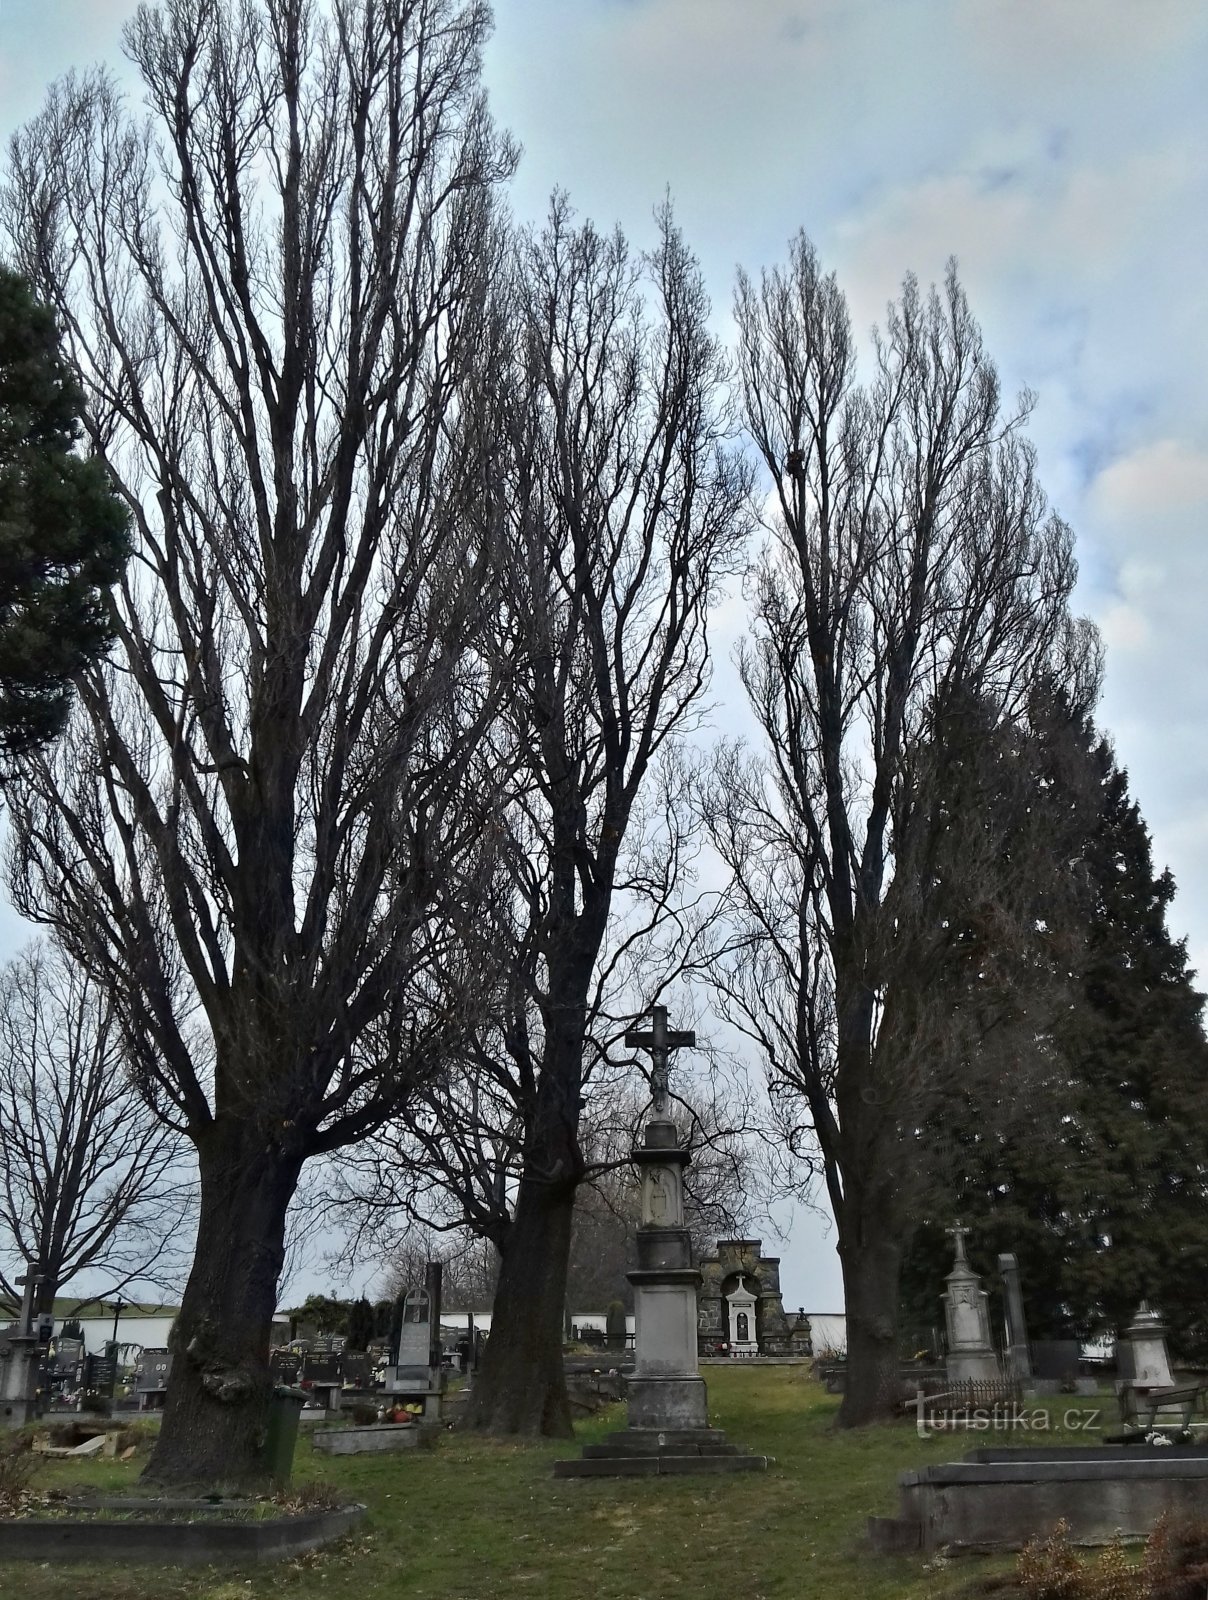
left=1124, top=1303, right=1174, bottom=1388
left=942, top=1222, right=1000, bottom=1385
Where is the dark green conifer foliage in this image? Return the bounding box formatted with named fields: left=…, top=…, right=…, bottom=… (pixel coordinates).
left=902, top=733, right=1208, bottom=1352
left=346, top=1296, right=375, bottom=1353
left=0, top=270, right=128, bottom=765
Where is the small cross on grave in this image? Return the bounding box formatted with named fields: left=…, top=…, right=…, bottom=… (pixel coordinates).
left=624, top=1004, right=695, bottom=1117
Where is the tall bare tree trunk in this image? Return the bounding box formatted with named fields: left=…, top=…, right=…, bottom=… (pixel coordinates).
left=836, top=1204, right=903, bottom=1427
left=468, top=989, right=588, bottom=1436
left=145, top=1124, right=300, bottom=1486
left=2, top=0, right=514, bottom=1487
left=468, top=1173, right=576, bottom=1436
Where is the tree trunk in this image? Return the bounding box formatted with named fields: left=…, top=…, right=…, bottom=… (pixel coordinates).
left=143, top=1125, right=300, bottom=1487
left=466, top=1173, right=576, bottom=1436
left=836, top=1215, right=903, bottom=1428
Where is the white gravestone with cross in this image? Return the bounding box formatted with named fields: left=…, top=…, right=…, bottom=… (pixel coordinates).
left=726, top=1274, right=759, bottom=1356
left=942, top=1222, right=1001, bottom=1385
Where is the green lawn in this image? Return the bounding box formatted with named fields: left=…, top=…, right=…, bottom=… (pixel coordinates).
left=0, top=1369, right=1110, bottom=1599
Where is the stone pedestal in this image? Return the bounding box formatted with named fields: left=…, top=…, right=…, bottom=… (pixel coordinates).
left=625, top=1117, right=708, bottom=1429
left=0, top=1335, right=40, bottom=1428
left=943, top=1225, right=1000, bottom=1386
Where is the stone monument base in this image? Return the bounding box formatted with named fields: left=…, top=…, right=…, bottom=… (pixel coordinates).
left=946, top=1353, right=1002, bottom=1385
left=553, top=1425, right=768, bottom=1478
left=626, top=1375, right=707, bottom=1430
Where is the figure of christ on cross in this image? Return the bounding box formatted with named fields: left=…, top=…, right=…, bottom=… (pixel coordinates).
left=945, top=1219, right=971, bottom=1267
left=624, top=1004, right=696, bottom=1117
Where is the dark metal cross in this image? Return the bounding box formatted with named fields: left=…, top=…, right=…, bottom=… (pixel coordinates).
left=625, top=1005, right=695, bottom=1117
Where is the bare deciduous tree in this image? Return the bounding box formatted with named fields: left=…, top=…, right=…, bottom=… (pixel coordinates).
left=1, top=0, right=515, bottom=1484
left=700, top=235, right=1100, bottom=1425
left=450, top=199, right=751, bottom=1434
left=377, top=1231, right=499, bottom=1312
left=327, top=1065, right=761, bottom=1315
left=0, top=940, right=187, bottom=1317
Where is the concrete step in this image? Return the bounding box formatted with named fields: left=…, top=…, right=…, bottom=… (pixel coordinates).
left=589, top=1427, right=733, bottom=1450
left=581, top=1440, right=739, bottom=1458
left=554, top=1452, right=768, bottom=1478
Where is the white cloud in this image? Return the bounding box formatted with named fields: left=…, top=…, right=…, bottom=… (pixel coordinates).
left=1096, top=602, right=1151, bottom=654
left=1092, top=440, right=1208, bottom=522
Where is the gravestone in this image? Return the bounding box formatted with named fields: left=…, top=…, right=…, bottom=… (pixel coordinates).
left=133, top=1348, right=171, bottom=1410
left=382, top=1262, right=444, bottom=1418
left=1, top=1266, right=48, bottom=1427
left=942, top=1222, right=1000, bottom=1385
left=1031, top=1339, right=1081, bottom=1384
left=396, top=1286, right=433, bottom=1377
left=52, top=1337, right=84, bottom=1379
left=83, top=1352, right=117, bottom=1399
left=554, top=1006, right=766, bottom=1477
left=341, top=1351, right=372, bottom=1390
left=269, top=1349, right=303, bottom=1385
left=1122, top=1303, right=1174, bottom=1387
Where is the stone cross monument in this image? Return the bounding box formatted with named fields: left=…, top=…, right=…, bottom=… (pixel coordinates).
left=1, top=1264, right=46, bottom=1428
left=942, top=1222, right=1000, bottom=1385
left=621, top=1005, right=704, bottom=1430
left=553, top=1006, right=766, bottom=1476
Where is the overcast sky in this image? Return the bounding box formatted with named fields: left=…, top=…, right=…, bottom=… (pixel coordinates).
left=1, top=0, right=1206, bottom=1314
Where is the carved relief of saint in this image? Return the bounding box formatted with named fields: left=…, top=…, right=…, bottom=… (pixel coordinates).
left=649, top=1168, right=671, bottom=1223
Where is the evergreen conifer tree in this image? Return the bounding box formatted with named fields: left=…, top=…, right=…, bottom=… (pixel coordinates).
left=902, top=732, right=1208, bottom=1353
left=0, top=270, right=128, bottom=765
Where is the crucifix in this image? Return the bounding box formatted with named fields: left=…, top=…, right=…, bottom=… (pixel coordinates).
left=945, top=1220, right=971, bottom=1267
left=625, top=1005, right=695, bottom=1117
left=14, top=1264, right=46, bottom=1339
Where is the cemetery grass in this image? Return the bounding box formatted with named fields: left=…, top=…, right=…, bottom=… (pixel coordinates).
left=0, top=1369, right=1112, bottom=1600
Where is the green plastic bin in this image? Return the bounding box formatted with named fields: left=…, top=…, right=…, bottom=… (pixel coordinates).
left=261, top=1384, right=308, bottom=1481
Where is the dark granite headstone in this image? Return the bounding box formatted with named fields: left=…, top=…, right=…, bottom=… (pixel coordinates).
left=1031, top=1339, right=1080, bottom=1382
left=134, top=1349, right=172, bottom=1392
